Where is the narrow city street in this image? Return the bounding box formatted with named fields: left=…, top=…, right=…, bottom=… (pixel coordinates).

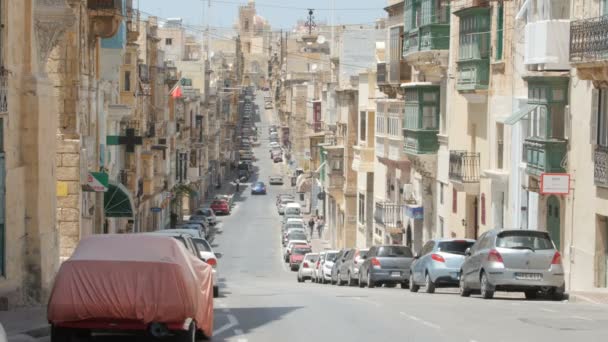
left=207, top=93, right=608, bottom=342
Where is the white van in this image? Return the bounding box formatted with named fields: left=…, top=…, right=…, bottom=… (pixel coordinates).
left=284, top=202, right=302, bottom=217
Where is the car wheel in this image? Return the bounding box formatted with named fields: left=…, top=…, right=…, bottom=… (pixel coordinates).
left=425, top=273, right=436, bottom=294
left=550, top=285, right=565, bottom=301
left=401, top=281, right=409, bottom=289
left=459, top=272, right=471, bottom=297
left=358, top=273, right=364, bottom=288
left=50, top=326, right=71, bottom=342
left=297, top=275, right=303, bottom=283
left=409, top=273, right=419, bottom=293
left=367, top=272, right=375, bottom=288
left=176, top=321, right=196, bottom=342
left=213, top=286, right=219, bottom=298
left=480, top=272, right=494, bottom=299
left=524, top=289, right=538, bottom=300
left=347, top=272, right=355, bottom=287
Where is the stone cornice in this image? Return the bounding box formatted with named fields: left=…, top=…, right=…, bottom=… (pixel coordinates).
left=34, top=0, right=76, bottom=74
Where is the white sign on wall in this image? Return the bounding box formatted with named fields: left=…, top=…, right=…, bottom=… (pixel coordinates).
left=540, top=173, right=570, bottom=195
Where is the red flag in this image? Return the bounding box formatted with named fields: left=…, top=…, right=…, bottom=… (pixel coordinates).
left=171, top=85, right=182, bottom=99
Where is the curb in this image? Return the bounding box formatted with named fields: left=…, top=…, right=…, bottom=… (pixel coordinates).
left=7, top=325, right=50, bottom=341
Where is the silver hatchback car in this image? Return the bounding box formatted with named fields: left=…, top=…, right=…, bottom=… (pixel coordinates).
left=409, top=239, right=475, bottom=293
left=459, top=229, right=565, bottom=300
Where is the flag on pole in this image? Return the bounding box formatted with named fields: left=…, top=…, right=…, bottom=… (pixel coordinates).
left=170, top=84, right=182, bottom=99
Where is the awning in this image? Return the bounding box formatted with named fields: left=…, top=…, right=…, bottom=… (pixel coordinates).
left=503, top=104, right=538, bottom=125
left=104, top=182, right=135, bottom=218
left=173, top=184, right=199, bottom=198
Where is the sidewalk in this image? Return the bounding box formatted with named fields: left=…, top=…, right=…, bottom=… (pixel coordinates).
left=569, top=291, right=608, bottom=305
left=0, top=305, right=48, bottom=341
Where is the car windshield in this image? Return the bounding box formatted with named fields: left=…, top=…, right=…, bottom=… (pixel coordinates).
left=325, top=252, right=338, bottom=261
left=359, top=250, right=368, bottom=258
left=376, top=246, right=413, bottom=257
left=212, top=201, right=225, bottom=206
left=293, top=248, right=312, bottom=255
left=437, top=241, right=475, bottom=255
left=496, top=231, right=554, bottom=251
left=194, top=239, right=212, bottom=252
left=288, top=233, right=307, bottom=240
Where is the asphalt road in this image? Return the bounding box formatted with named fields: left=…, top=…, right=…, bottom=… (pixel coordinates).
left=34, top=92, right=608, bottom=342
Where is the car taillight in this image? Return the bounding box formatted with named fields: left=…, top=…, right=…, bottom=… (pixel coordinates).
left=316, top=261, right=320, bottom=267
left=488, top=249, right=504, bottom=263
left=371, top=257, right=381, bottom=268
left=431, top=254, right=445, bottom=263
left=206, top=258, right=217, bottom=268
left=303, top=262, right=309, bottom=268
left=551, top=251, right=562, bottom=265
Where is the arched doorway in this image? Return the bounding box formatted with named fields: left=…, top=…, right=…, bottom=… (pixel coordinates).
left=546, top=196, right=561, bottom=250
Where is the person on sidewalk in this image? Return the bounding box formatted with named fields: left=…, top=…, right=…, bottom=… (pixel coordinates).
left=316, top=216, right=324, bottom=239
left=308, top=216, right=315, bottom=238
left=235, top=178, right=240, bottom=192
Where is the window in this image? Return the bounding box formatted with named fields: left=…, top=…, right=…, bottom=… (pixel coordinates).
left=190, top=150, right=197, bottom=168
left=124, top=71, right=131, bottom=92
left=439, top=182, right=444, bottom=205
left=331, top=158, right=343, bottom=171
left=358, top=193, right=365, bottom=225
left=244, top=19, right=249, bottom=31
left=497, top=123, right=504, bottom=169
left=452, top=188, right=457, bottom=213
left=438, top=216, right=444, bottom=237
left=165, top=38, right=173, bottom=45
left=458, top=12, right=491, bottom=61
left=598, top=90, right=608, bottom=147
left=360, top=111, right=367, bottom=141
left=527, top=82, right=568, bottom=140
left=495, top=3, right=504, bottom=61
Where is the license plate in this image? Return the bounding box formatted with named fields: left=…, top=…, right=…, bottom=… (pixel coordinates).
left=391, top=272, right=401, bottom=277
left=515, top=272, right=542, bottom=281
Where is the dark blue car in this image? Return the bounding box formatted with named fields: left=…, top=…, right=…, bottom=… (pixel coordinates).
left=251, top=182, right=267, bottom=195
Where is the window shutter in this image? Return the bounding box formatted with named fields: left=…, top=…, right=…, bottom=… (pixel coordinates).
left=591, top=88, right=600, bottom=144
left=564, top=105, right=571, bottom=140
left=481, top=193, right=486, bottom=225
left=452, top=188, right=457, bottom=214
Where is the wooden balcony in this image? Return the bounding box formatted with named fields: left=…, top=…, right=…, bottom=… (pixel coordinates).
left=523, top=138, right=567, bottom=177
left=374, top=201, right=404, bottom=234
left=88, top=0, right=123, bottom=38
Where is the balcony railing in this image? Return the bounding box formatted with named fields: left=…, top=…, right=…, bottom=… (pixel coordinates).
left=449, top=151, right=480, bottom=183
left=374, top=202, right=403, bottom=233
left=403, top=24, right=450, bottom=57
left=377, top=62, right=387, bottom=84
left=570, top=15, right=608, bottom=64
left=595, top=145, right=608, bottom=188
left=456, top=60, right=489, bottom=92
left=88, top=0, right=122, bottom=10
left=0, top=68, right=7, bottom=113
left=524, top=138, right=567, bottom=176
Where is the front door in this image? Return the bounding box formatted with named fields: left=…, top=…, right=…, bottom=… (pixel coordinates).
left=546, top=196, right=561, bottom=250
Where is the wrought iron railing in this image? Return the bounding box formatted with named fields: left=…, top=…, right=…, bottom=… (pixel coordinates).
left=374, top=202, right=403, bottom=229
left=88, top=0, right=122, bottom=10
left=449, top=151, right=480, bottom=183
left=570, top=15, right=608, bottom=63
left=0, top=68, right=7, bottom=113
left=595, top=145, right=608, bottom=188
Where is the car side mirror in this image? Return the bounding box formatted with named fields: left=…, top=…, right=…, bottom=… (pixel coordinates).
left=215, top=252, right=223, bottom=259
left=413, top=255, right=420, bottom=260
left=465, top=248, right=471, bottom=256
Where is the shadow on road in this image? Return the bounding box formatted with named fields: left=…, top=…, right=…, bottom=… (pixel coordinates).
left=212, top=306, right=303, bottom=341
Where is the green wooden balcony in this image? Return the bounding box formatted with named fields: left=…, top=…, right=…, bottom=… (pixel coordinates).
left=456, top=59, right=490, bottom=92
left=523, top=138, right=567, bottom=176
left=403, top=129, right=439, bottom=155
left=403, top=24, right=450, bottom=57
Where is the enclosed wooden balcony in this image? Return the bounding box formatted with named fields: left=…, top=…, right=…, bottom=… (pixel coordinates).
left=523, top=138, right=567, bottom=177
left=88, top=0, right=123, bottom=38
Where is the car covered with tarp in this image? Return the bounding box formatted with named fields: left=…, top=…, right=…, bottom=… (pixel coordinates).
left=47, top=234, right=214, bottom=341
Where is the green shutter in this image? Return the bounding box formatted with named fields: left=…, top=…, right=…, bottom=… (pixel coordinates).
left=603, top=0, right=608, bottom=15
left=496, top=3, right=504, bottom=61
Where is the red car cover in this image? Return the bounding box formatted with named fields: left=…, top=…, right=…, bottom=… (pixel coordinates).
left=47, top=234, right=214, bottom=337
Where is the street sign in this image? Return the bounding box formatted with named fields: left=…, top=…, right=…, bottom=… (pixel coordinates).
left=151, top=207, right=162, bottom=213
left=540, top=173, right=570, bottom=195
left=86, top=172, right=108, bottom=192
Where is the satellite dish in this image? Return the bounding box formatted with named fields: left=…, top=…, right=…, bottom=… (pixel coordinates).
left=311, top=64, right=318, bottom=71
left=317, top=35, right=326, bottom=44
left=209, top=51, right=215, bottom=59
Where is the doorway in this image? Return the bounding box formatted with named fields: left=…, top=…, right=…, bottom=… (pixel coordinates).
left=546, top=196, right=561, bottom=250
left=596, top=216, right=608, bottom=288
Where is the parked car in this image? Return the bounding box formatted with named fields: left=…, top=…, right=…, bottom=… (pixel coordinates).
left=175, top=223, right=207, bottom=240
left=277, top=198, right=295, bottom=214
left=269, top=175, right=284, bottom=185
left=284, top=240, right=309, bottom=262
left=283, top=203, right=302, bottom=217
left=312, top=251, right=326, bottom=283
left=337, top=248, right=369, bottom=286
left=358, top=245, right=414, bottom=289
left=251, top=182, right=267, bottom=195
left=330, top=249, right=349, bottom=285
left=195, top=208, right=218, bottom=226
left=409, top=239, right=475, bottom=293
left=289, top=245, right=312, bottom=271
left=210, top=199, right=230, bottom=215
left=273, top=155, right=283, bottom=163
left=48, top=235, right=214, bottom=341
left=315, top=250, right=339, bottom=284
left=284, top=231, right=309, bottom=247
left=459, top=229, right=565, bottom=300
left=297, top=253, right=319, bottom=282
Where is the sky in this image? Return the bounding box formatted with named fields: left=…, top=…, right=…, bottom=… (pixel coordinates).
left=138, top=0, right=386, bottom=32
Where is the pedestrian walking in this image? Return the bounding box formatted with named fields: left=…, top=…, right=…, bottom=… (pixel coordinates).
left=308, top=216, right=315, bottom=237
left=316, top=216, right=324, bottom=239
left=235, top=178, right=240, bottom=192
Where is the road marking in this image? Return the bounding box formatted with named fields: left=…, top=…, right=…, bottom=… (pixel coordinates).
left=353, top=296, right=381, bottom=307
left=213, top=314, right=238, bottom=336
left=541, top=308, right=557, bottom=313
left=234, top=328, right=247, bottom=342
left=400, top=312, right=440, bottom=330
left=572, top=315, right=593, bottom=321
